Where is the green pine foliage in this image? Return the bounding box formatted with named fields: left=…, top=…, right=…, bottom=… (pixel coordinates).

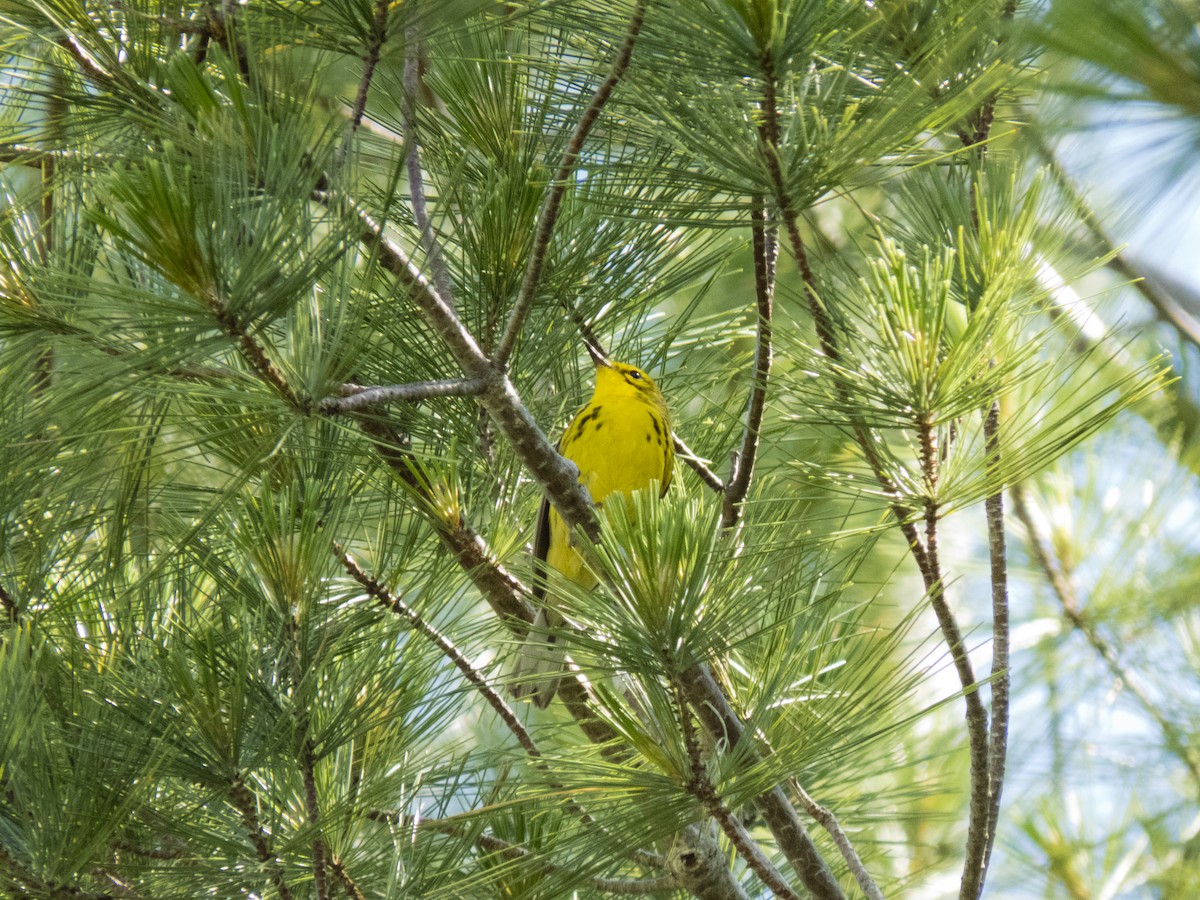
left=0, top=1, right=1196, bottom=897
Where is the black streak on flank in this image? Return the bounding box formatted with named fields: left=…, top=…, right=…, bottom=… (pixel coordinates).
left=648, top=415, right=667, bottom=444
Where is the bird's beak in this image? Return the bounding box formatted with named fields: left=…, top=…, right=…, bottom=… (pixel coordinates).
left=584, top=340, right=611, bottom=369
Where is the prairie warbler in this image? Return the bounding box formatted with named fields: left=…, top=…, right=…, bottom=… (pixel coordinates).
left=513, top=344, right=674, bottom=707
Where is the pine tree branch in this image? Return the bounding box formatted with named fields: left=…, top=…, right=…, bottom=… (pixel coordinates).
left=786, top=779, right=884, bottom=900
left=676, top=437, right=726, bottom=494
left=338, top=547, right=544, bottom=758
left=470, top=833, right=676, bottom=895
left=493, top=0, right=651, bottom=369
left=679, top=665, right=844, bottom=900
left=318, top=190, right=599, bottom=540
left=228, top=773, right=294, bottom=900
left=207, top=297, right=305, bottom=410
left=401, top=5, right=456, bottom=308
left=676, top=685, right=800, bottom=900
left=330, top=856, right=366, bottom=900
left=1010, top=484, right=1200, bottom=792
left=919, top=415, right=990, bottom=900
left=355, top=416, right=534, bottom=627
left=980, top=399, right=1010, bottom=882
left=349, top=0, right=391, bottom=135
left=757, top=64, right=930, bottom=577
left=339, top=549, right=725, bottom=888
left=956, top=17, right=1019, bottom=878
left=722, top=196, right=777, bottom=529
left=319, top=378, right=487, bottom=413
left=301, top=738, right=330, bottom=900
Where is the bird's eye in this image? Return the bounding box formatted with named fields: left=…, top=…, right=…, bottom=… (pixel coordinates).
left=629, top=370, right=643, bottom=380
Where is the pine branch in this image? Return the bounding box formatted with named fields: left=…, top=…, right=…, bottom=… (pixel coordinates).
left=919, top=414, right=990, bottom=900
left=470, top=833, right=676, bottom=896
left=319, top=378, right=487, bottom=413
left=338, top=548, right=544, bottom=758
left=319, top=190, right=599, bottom=539
left=330, top=856, right=366, bottom=900
left=228, top=773, right=294, bottom=900
left=981, top=399, right=1010, bottom=881
left=338, top=550, right=728, bottom=887
left=679, top=665, right=844, bottom=900
left=401, top=5, right=456, bottom=307
left=722, top=196, right=777, bottom=530
left=348, top=0, right=391, bottom=134
left=207, top=297, right=304, bottom=410
left=493, top=0, right=651, bottom=369
left=676, top=685, right=799, bottom=900
left=956, top=17, right=1019, bottom=877
left=355, top=416, right=534, bottom=626
left=675, top=436, right=725, bottom=494
left=1010, top=485, right=1200, bottom=792
left=786, top=780, right=884, bottom=900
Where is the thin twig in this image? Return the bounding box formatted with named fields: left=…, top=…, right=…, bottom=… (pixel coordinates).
left=1010, top=485, right=1200, bottom=791
left=787, top=780, right=884, bottom=900
left=228, top=773, right=293, bottom=900
left=722, top=195, right=777, bottom=529
left=918, top=415, right=990, bottom=900
left=348, top=0, right=390, bottom=134
left=471, top=833, right=675, bottom=895
left=676, top=684, right=800, bottom=899
left=980, top=400, right=1009, bottom=882
left=319, top=378, right=487, bottom=413
left=401, top=4, right=456, bottom=306
left=337, top=547, right=543, bottom=759
left=675, top=436, right=725, bottom=493
left=679, top=665, right=844, bottom=900
left=493, top=0, right=651, bottom=369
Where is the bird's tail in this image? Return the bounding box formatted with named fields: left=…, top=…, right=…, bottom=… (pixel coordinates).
left=510, top=607, right=565, bottom=709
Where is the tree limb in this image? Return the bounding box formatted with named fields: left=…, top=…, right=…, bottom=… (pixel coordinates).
left=679, top=665, right=844, bottom=900
left=319, top=191, right=599, bottom=540
left=722, top=195, right=777, bottom=529
left=338, top=547, right=544, bottom=758
left=493, top=0, right=651, bottom=369
left=676, top=684, right=800, bottom=899
left=348, top=0, right=391, bottom=135
left=228, top=773, right=293, bottom=900
left=319, top=378, right=487, bottom=413
left=1010, top=484, right=1200, bottom=792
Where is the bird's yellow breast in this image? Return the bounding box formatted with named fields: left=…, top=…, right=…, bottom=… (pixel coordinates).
left=545, top=365, right=674, bottom=587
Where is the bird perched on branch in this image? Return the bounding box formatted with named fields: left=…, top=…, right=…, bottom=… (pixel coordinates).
left=513, top=343, right=675, bottom=707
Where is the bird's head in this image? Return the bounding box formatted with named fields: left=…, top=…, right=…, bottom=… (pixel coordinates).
left=586, top=342, right=667, bottom=408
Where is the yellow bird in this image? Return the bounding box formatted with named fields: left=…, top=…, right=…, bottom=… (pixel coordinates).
left=513, top=344, right=675, bottom=707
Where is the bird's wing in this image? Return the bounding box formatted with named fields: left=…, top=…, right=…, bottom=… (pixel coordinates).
left=531, top=496, right=552, bottom=602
